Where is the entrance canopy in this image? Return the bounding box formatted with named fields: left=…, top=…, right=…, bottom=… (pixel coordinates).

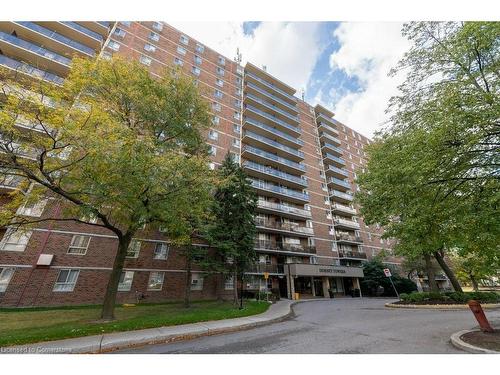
left=288, top=263, right=364, bottom=278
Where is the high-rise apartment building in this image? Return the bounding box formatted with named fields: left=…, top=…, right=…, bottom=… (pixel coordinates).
left=0, top=21, right=401, bottom=307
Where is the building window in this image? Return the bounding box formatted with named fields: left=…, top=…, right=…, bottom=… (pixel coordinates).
left=147, top=272, right=165, bottom=291
left=149, top=31, right=160, bottom=42
left=212, top=103, right=221, bottom=112
left=212, top=116, right=220, bottom=125
left=179, top=34, right=189, bottom=45
left=215, top=78, right=223, bottom=87
left=194, top=55, right=202, bottom=65
left=174, top=57, right=183, bottom=66
left=224, top=276, right=234, bottom=290
left=326, top=211, right=332, bottom=219
left=232, top=138, right=240, bottom=148
left=209, top=145, right=217, bottom=156
left=236, top=66, right=243, bottom=76
left=217, top=56, right=225, bottom=65
left=235, top=87, right=242, bottom=96
left=195, top=43, right=204, bottom=54
left=118, top=271, right=134, bottom=291
left=321, top=183, right=327, bottom=191
left=233, top=124, right=241, bottom=134
left=114, top=28, right=126, bottom=38
left=324, top=196, right=330, bottom=205
left=208, top=130, right=219, bottom=141
left=144, top=43, right=156, bottom=53
left=234, top=99, right=241, bottom=108
left=67, top=235, right=91, bottom=255
left=235, top=77, right=242, bottom=86
left=233, top=111, right=241, bottom=120
left=152, top=22, right=163, bottom=31
left=0, top=228, right=32, bottom=252
left=306, top=220, right=313, bottom=228
left=139, top=55, right=152, bottom=66
left=329, top=226, right=334, bottom=235
left=216, top=67, right=225, bottom=76
left=0, top=267, right=15, bottom=292
left=230, top=152, right=240, bottom=163
left=191, top=273, right=204, bottom=290
left=304, top=204, right=311, bottom=211
left=367, top=232, right=372, bottom=241
left=310, top=256, right=318, bottom=265
left=214, top=89, right=223, bottom=99
left=17, top=199, right=47, bottom=217
left=108, top=41, right=120, bottom=51
left=126, top=240, right=141, bottom=258
left=53, top=269, right=79, bottom=292
left=177, top=46, right=186, bottom=55
left=102, top=51, right=112, bottom=60
left=192, top=66, right=201, bottom=76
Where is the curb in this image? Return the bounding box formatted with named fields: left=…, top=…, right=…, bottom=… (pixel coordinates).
left=2, top=298, right=326, bottom=354
left=385, top=302, right=500, bottom=310
left=450, top=329, right=500, bottom=354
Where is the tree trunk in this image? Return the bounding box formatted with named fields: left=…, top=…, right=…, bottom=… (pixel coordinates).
left=101, top=234, right=132, bottom=320
left=184, top=255, right=192, bottom=308
left=423, top=253, right=439, bottom=292
left=215, top=272, right=224, bottom=301
left=239, top=273, right=244, bottom=309
left=434, top=250, right=463, bottom=292
left=233, top=268, right=238, bottom=306
left=469, top=272, right=479, bottom=292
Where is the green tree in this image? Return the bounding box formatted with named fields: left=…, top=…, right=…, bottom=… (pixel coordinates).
left=450, top=249, right=500, bottom=291
left=361, top=259, right=417, bottom=297
left=0, top=57, right=212, bottom=320
left=356, top=22, right=500, bottom=292
left=206, top=153, right=257, bottom=308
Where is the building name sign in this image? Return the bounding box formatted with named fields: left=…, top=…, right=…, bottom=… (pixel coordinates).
left=318, top=268, right=346, bottom=274
left=288, top=263, right=364, bottom=278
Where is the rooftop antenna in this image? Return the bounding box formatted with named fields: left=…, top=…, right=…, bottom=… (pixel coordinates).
left=262, top=65, right=267, bottom=72
left=301, top=88, right=305, bottom=101
left=234, top=47, right=242, bottom=64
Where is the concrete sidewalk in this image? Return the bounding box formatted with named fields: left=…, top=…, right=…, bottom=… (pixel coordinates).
left=1, top=299, right=322, bottom=354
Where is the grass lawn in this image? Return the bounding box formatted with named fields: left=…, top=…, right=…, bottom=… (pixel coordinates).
left=0, top=300, right=270, bottom=347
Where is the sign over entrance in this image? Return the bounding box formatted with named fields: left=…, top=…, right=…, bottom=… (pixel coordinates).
left=383, top=268, right=392, bottom=277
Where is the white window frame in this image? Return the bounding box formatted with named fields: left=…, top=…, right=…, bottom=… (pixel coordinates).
left=114, top=28, right=126, bottom=38
left=0, top=228, right=32, bottom=252
left=0, top=267, right=15, bottom=292
left=67, top=235, right=91, bottom=255
left=147, top=271, right=165, bottom=291
left=152, top=22, right=163, bottom=32
left=190, top=273, right=204, bottom=291
left=177, top=46, right=187, bottom=55
left=215, top=78, right=224, bottom=87
left=149, top=31, right=160, bottom=42
left=195, top=43, right=204, bottom=54
left=174, top=57, right=183, bottom=66
left=194, top=55, right=202, bottom=65
left=192, top=66, right=201, bottom=76
left=53, top=269, right=79, bottom=292
left=144, top=43, right=156, bottom=53
left=108, top=40, right=120, bottom=51
left=153, top=242, right=169, bottom=260
left=209, top=146, right=217, bottom=156
left=216, top=67, right=225, bottom=76
left=179, top=34, right=189, bottom=45
left=208, top=130, right=219, bottom=141
left=218, top=56, right=226, bottom=65
left=233, top=124, right=241, bottom=134
left=126, top=240, right=141, bottom=258
left=139, top=55, right=152, bottom=66
left=17, top=199, right=47, bottom=217
left=224, top=275, right=234, bottom=290
left=118, top=271, right=134, bottom=291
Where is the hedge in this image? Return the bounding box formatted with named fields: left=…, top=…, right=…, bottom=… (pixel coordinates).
left=399, top=291, right=500, bottom=304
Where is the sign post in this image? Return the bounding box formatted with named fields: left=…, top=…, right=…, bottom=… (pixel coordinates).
left=383, top=268, right=400, bottom=299
left=263, top=272, right=269, bottom=302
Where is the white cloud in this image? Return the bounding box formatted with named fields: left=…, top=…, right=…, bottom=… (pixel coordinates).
left=327, top=22, right=410, bottom=137
left=169, top=21, right=322, bottom=92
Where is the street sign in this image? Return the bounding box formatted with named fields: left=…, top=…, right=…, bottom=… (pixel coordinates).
left=263, top=272, right=269, bottom=280
left=383, top=268, right=392, bottom=277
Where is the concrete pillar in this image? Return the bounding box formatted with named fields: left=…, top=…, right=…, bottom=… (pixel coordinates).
left=290, top=276, right=296, bottom=299
left=311, top=277, right=316, bottom=297
left=354, top=277, right=362, bottom=298
left=322, top=277, right=330, bottom=299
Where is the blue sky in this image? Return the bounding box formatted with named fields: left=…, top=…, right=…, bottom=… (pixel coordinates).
left=170, top=21, right=410, bottom=137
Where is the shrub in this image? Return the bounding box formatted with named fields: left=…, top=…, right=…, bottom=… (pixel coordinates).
left=400, top=291, right=500, bottom=304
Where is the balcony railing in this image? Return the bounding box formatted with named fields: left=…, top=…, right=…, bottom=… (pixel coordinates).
left=243, top=146, right=306, bottom=172
left=256, top=200, right=311, bottom=218
left=0, top=55, right=64, bottom=85
left=330, top=190, right=354, bottom=201
left=318, top=122, right=338, bottom=136
left=245, top=93, right=300, bottom=123
left=246, top=264, right=285, bottom=274
left=243, top=130, right=304, bottom=159
left=245, top=71, right=297, bottom=103
left=254, top=218, right=314, bottom=235
left=0, top=31, right=72, bottom=66
left=336, top=232, right=363, bottom=243
left=245, top=81, right=298, bottom=113
left=323, top=144, right=343, bottom=156
left=244, top=117, right=303, bottom=146
left=245, top=105, right=301, bottom=135
left=243, top=161, right=307, bottom=187
left=250, top=179, right=309, bottom=202
left=320, top=132, right=341, bottom=145
left=60, top=21, right=103, bottom=42
left=254, top=239, right=316, bottom=254
left=338, top=251, right=367, bottom=260
left=324, top=153, right=345, bottom=166
left=332, top=203, right=357, bottom=215
left=16, top=22, right=95, bottom=56
left=326, top=165, right=349, bottom=177
left=316, top=112, right=336, bottom=127
left=328, top=177, right=351, bottom=189
left=334, top=217, right=360, bottom=229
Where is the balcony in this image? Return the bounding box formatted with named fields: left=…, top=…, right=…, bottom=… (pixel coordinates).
left=254, top=239, right=316, bottom=255
left=0, top=54, right=64, bottom=85
left=250, top=179, right=309, bottom=204
left=246, top=264, right=285, bottom=274
left=325, top=165, right=349, bottom=179
left=320, top=132, right=341, bottom=146
left=318, top=122, right=339, bottom=136
left=245, top=81, right=299, bottom=114
left=316, top=112, right=337, bottom=127
left=336, top=232, right=363, bottom=244
left=256, top=200, right=311, bottom=220
left=242, top=145, right=306, bottom=175
left=243, top=161, right=307, bottom=189
left=243, top=130, right=304, bottom=162
left=243, top=117, right=303, bottom=148
left=338, top=251, right=367, bottom=260
left=324, top=153, right=345, bottom=168
left=327, top=177, right=351, bottom=191
left=334, top=217, right=360, bottom=230
left=332, top=203, right=357, bottom=215
left=13, top=22, right=96, bottom=57
left=330, top=190, right=354, bottom=203
left=255, top=218, right=314, bottom=237
left=37, top=22, right=103, bottom=50
left=322, top=144, right=343, bottom=157
left=245, top=93, right=300, bottom=124
left=60, top=22, right=103, bottom=42
left=244, top=105, right=301, bottom=137
left=0, top=31, right=71, bottom=76
left=245, top=71, right=297, bottom=105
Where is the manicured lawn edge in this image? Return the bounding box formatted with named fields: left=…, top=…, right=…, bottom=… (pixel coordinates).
left=385, top=302, right=500, bottom=309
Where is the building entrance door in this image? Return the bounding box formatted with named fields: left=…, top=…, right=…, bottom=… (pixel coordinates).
left=313, top=278, right=324, bottom=297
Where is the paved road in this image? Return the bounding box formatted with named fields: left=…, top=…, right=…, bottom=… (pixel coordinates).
left=116, top=298, right=500, bottom=354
